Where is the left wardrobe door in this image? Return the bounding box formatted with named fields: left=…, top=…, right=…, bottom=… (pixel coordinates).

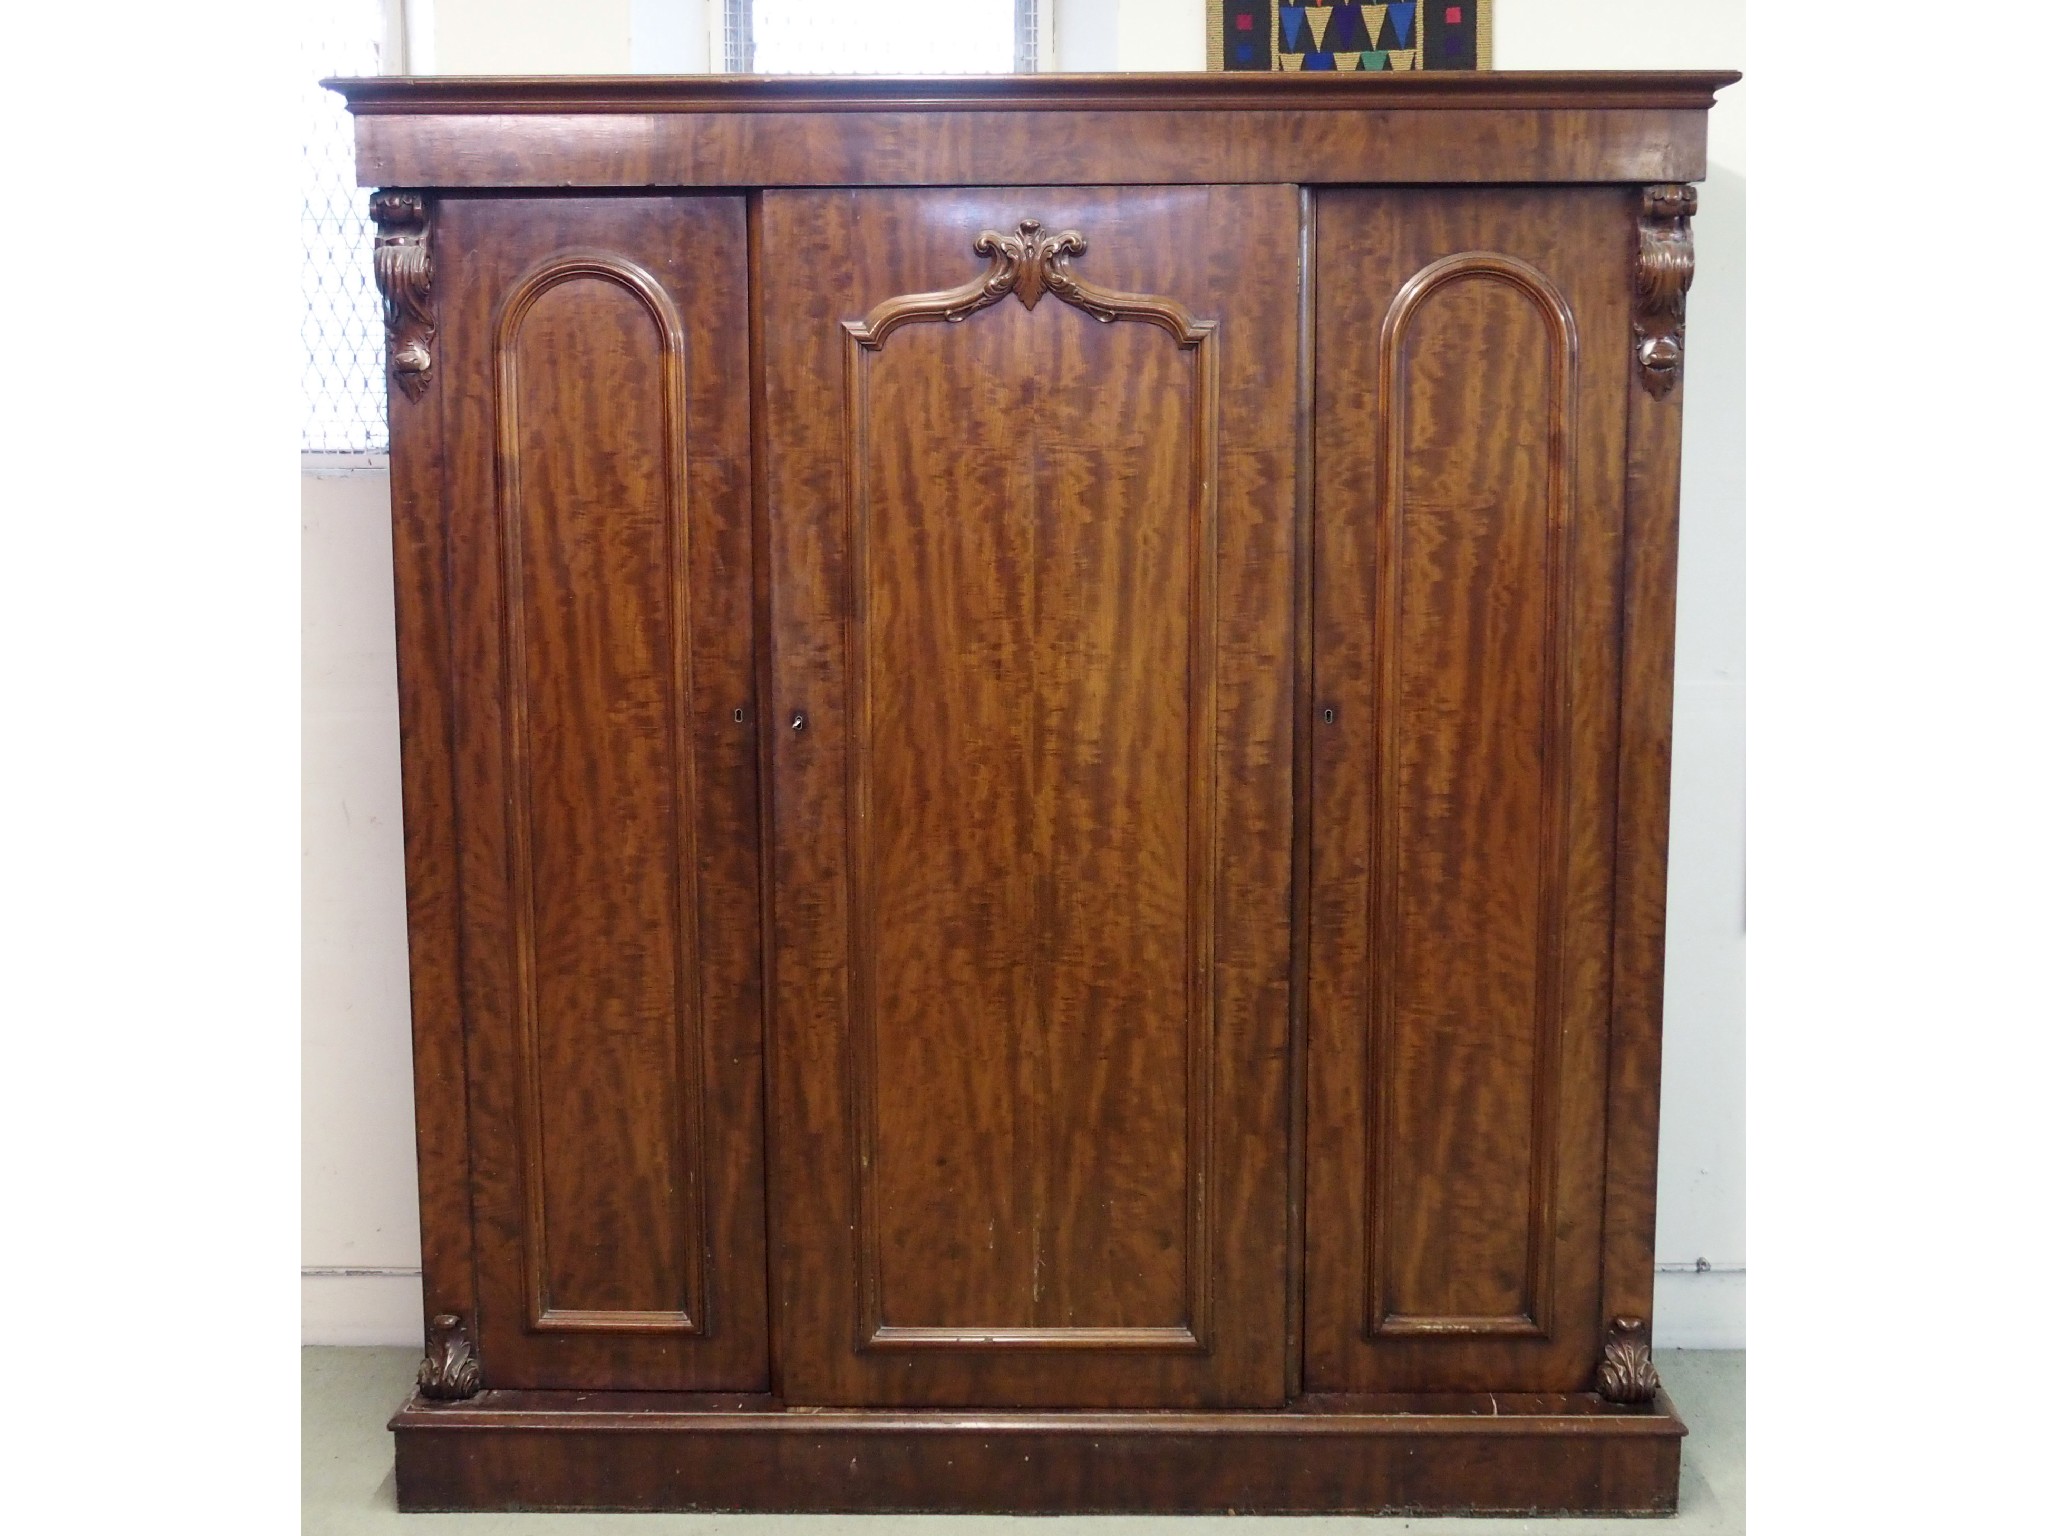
left=423, top=196, right=769, bottom=1390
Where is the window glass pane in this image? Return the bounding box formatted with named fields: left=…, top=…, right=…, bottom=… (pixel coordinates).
left=753, top=0, right=1015, bottom=75
left=303, top=1, right=389, bottom=454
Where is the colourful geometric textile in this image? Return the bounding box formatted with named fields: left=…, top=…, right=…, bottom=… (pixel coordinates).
left=1207, top=2, right=1491, bottom=72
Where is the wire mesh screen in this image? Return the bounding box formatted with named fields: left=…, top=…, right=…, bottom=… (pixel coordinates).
left=303, top=2, right=390, bottom=454
left=724, top=0, right=754, bottom=72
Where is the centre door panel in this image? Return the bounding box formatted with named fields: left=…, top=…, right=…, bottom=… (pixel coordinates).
left=760, top=186, right=1300, bottom=1408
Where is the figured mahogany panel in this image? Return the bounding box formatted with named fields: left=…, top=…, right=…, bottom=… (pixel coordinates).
left=843, top=235, right=1220, bottom=1353
left=1306, top=188, right=1634, bottom=1393
left=332, top=74, right=1737, bottom=190
left=437, top=196, right=769, bottom=1390
left=495, top=258, right=706, bottom=1330
left=763, top=186, right=1298, bottom=1408
left=1368, top=253, right=1577, bottom=1340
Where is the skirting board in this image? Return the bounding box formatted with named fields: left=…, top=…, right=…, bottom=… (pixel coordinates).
left=303, top=1268, right=1746, bottom=1349
left=391, top=1387, right=1685, bottom=1515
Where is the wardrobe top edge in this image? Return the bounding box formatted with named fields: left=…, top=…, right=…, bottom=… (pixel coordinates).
left=325, top=70, right=1742, bottom=117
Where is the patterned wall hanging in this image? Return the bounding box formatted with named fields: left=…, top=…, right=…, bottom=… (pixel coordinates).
left=1208, top=2, right=1491, bottom=72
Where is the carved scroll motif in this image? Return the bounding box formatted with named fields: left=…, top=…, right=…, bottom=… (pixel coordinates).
left=847, top=219, right=1214, bottom=351
left=418, top=1312, right=481, bottom=1400
left=371, top=190, right=435, bottom=401
left=1633, top=184, right=1697, bottom=400
left=1597, top=1316, right=1660, bottom=1404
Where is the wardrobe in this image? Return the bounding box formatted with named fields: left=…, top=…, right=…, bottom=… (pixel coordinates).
left=330, top=69, right=1735, bottom=1514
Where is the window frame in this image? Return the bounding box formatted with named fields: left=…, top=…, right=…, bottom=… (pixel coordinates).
left=301, top=0, right=415, bottom=469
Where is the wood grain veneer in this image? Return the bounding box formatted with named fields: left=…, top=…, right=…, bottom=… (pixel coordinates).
left=329, top=74, right=1736, bottom=189
left=342, top=70, right=1731, bottom=1513
left=760, top=185, right=1298, bottom=1409
left=1305, top=186, right=1635, bottom=1395
left=435, top=195, right=770, bottom=1391
left=390, top=1387, right=1685, bottom=1515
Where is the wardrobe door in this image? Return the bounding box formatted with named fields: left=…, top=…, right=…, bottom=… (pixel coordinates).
left=1305, top=188, right=1635, bottom=1393
left=436, top=196, right=770, bottom=1390
left=760, top=187, right=1300, bottom=1408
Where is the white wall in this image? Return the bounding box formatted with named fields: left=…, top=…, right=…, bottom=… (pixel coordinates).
left=1116, top=0, right=1206, bottom=70
left=429, top=0, right=633, bottom=72
left=302, top=0, right=1744, bottom=1349
left=629, top=0, right=714, bottom=70
left=302, top=467, right=427, bottom=1342
left=1052, top=0, right=1119, bottom=72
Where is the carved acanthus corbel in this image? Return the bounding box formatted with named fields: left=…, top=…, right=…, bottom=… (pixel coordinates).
left=418, top=1312, right=481, bottom=1400
left=1597, top=1315, right=1660, bottom=1404
left=1634, top=184, right=1697, bottom=400
left=370, top=189, right=435, bottom=401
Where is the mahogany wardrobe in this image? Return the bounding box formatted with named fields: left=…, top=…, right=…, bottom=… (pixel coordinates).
left=329, top=69, right=1736, bottom=1515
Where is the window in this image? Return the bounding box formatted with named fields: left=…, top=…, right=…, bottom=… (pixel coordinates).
left=302, top=0, right=395, bottom=456
left=725, top=0, right=1040, bottom=75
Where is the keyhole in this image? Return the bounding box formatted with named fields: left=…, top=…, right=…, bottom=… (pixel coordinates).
left=1322, top=706, right=1337, bottom=725
left=791, top=712, right=808, bottom=732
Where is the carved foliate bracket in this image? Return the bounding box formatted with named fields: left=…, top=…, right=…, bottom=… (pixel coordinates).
left=418, top=1312, right=481, bottom=1400
left=847, top=219, right=1214, bottom=351
left=1633, top=184, right=1697, bottom=400
left=370, top=189, right=435, bottom=401
left=978, top=217, right=1089, bottom=312
left=1597, top=1316, right=1660, bottom=1405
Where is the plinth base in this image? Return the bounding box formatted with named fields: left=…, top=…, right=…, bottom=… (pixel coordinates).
left=391, top=1385, right=1685, bottom=1515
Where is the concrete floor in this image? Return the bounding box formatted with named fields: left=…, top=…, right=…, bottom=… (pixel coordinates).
left=304, top=1348, right=1743, bottom=1534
